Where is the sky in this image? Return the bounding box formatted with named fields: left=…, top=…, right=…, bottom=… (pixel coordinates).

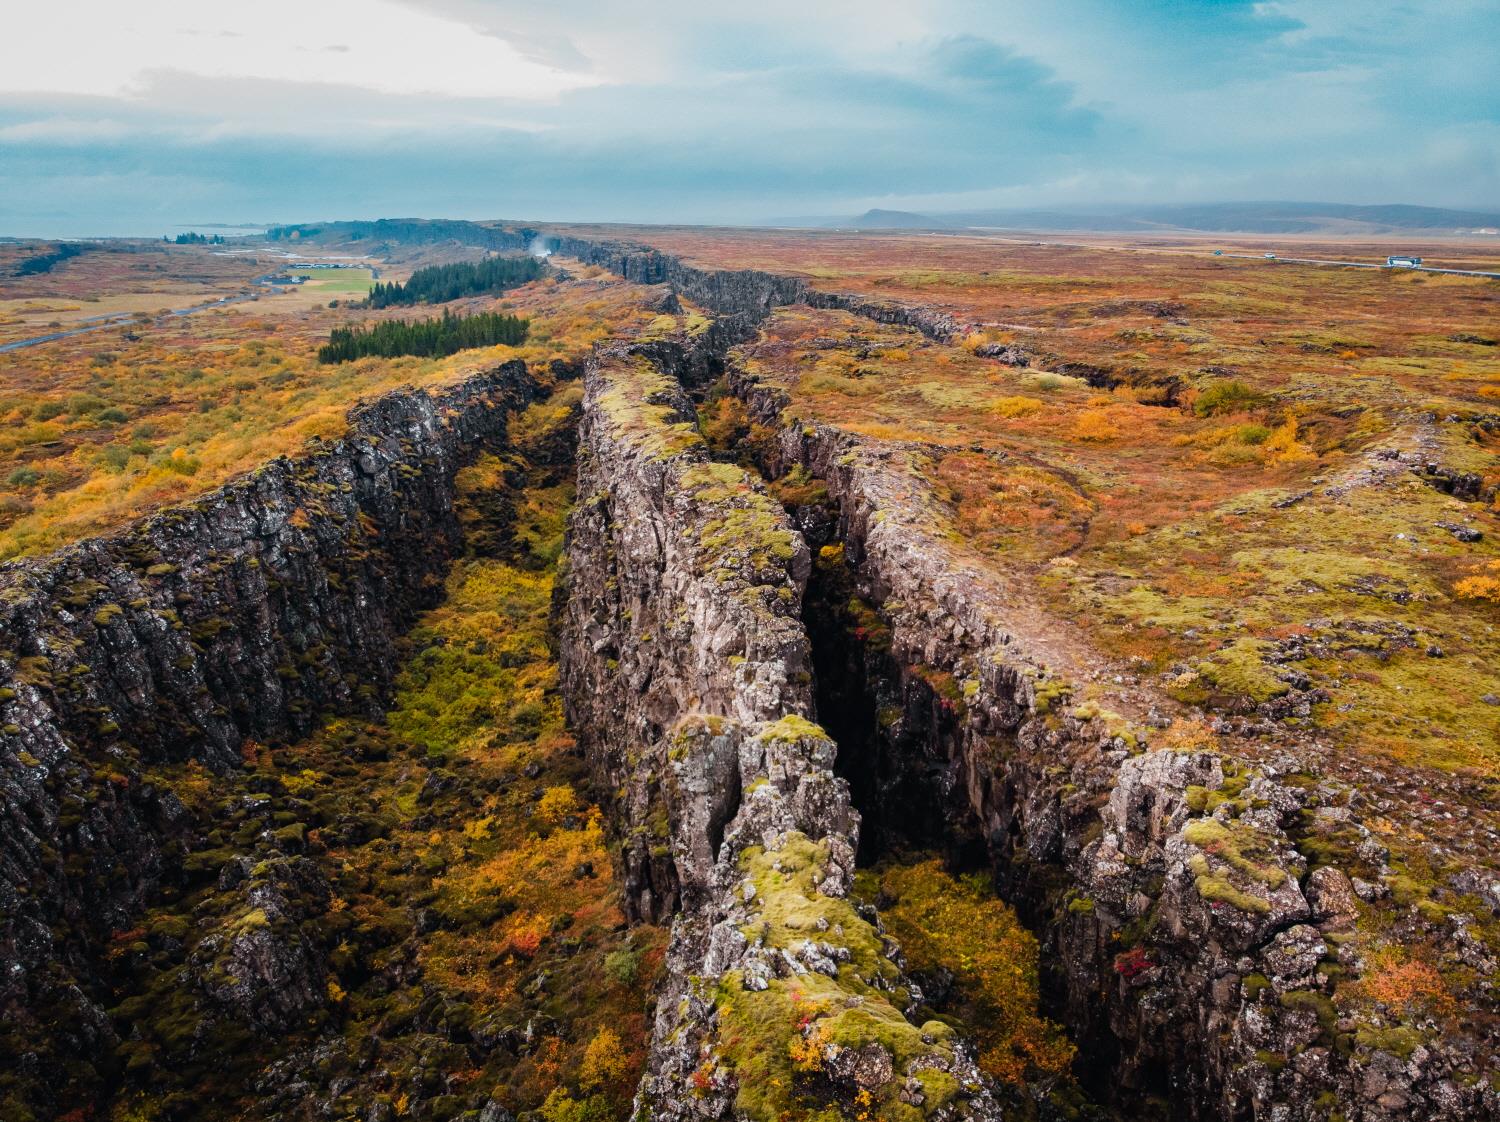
left=1, top=0, right=1497, bottom=236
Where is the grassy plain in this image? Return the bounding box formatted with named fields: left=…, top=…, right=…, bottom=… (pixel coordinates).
left=0, top=242, right=269, bottom=342
left=0, top=245, right=659, bottom=559
left=286, top=266, right=376, bottom=290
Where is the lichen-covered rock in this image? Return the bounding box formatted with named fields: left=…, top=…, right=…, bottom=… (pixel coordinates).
left=560, top=340, right=1000, bottom=1120
left=190, top=854, right=332, bottom=1031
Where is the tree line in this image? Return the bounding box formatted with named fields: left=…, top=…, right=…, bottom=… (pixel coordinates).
left=267, top=219, right=538, bottom=251
left=318, top=310, right=529, bottom=364
left=364, top=255, right=544, bottom=308
left=15, top=243, right=88, bottom=276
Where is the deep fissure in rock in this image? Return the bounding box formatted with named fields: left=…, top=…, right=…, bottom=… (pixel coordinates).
left=692, top=361, right=1155, bottom=1117
left=802, top=550, right=975, bottom=864
left=686, top=374, right=1106, bottom=1113
left=691, top=369, right=992, bottom=870
left=797, top=537, right=1132, bottom=1115
left=1, top=372, right=681, bottom=1122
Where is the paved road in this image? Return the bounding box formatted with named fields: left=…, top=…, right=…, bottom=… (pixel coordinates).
left=0, top=275, right=287, bottom=354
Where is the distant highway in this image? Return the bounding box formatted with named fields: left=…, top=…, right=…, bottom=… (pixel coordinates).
left=955, top=230, right=1500, bottom=278
left=0, top=288, right=275, bottom=354
left=1217, top=251, right=1500, bottom=278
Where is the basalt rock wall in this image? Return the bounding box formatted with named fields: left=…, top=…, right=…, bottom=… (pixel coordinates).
left=559, top=341, right=1002, bottom=1120
left=558, top=343, right=817, bottom=923
left=0, top=361, right=539, bottom=1084
left=724, top=358, right=1497, bottom=1122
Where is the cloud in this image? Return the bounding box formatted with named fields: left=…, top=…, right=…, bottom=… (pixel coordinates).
left=0, top=0, right=598, bottom=101
left=0, top=1, right=1496, bottom=235
left=0, top=118, right=136, bottom=143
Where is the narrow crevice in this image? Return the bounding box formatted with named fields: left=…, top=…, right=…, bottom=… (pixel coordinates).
left=799, top=547, right=1123, bottom=1119
left=689, top=378, right=1097, bottom=1115
left=802, top=550, right=974, bottom=863
left=692, top=384, right=1166, bottom=1119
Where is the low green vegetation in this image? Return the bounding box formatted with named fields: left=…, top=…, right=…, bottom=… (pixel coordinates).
left=1192, top=378, right=1265, bottom=416
left=284, top=266, right=375, bottom=295
left=682, top=460, right=801, bottom=578
left=858, top=858, right=1078, bottom=1100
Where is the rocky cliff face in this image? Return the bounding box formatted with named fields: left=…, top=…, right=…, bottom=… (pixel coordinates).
left=559, top=340, right=1002, bottom=1120
left=0, top=362, right=539, bottom=1104
left=546, top=236, right=807, bottom=321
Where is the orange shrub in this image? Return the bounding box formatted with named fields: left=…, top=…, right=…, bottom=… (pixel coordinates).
left=991, top=395, right=1044, bottom=418
left=1072, top=409, right=1121, bottom=442
left=1355, top=947, right=1457, bottom=1018
left=1454, top=560, right=1500, bottom=603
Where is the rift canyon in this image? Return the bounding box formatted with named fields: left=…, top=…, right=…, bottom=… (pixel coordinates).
left=0, top=218, right=1497, bottom=1122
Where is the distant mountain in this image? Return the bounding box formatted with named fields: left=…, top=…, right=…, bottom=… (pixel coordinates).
left=939, top=202, right=1500, bottom=235
left=770, top=202, right=1500, bottom=236
left=833, top=209, right=958, bottom=230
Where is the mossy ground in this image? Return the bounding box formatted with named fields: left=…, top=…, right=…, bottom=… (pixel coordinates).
left=680, top=460, right=801, bottom=576
left=592, top=354, right=700, bottom=462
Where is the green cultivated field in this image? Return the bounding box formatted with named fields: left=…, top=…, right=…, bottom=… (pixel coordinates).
left=286, top=267, right=377, bottom=296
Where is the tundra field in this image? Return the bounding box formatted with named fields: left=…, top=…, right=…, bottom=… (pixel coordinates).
left=1, top=221, right=1497, bottom=1122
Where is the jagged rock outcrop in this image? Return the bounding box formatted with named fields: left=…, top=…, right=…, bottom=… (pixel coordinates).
left=560, top=347, right=815, bottom=921
left=192, top=853, right=333, bottom=1032
left=0, top=362, right=539, bottom=1101
left=559, top=341, right=1002, bottom=1120
left=546, top=236, right=807, bottom=322
left=805, top=290, right=964, bottom=342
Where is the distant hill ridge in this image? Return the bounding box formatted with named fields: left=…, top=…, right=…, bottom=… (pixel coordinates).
left=837, top=208, right=959, bottom=230
left=817, top=201, right=1500, bottom=235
